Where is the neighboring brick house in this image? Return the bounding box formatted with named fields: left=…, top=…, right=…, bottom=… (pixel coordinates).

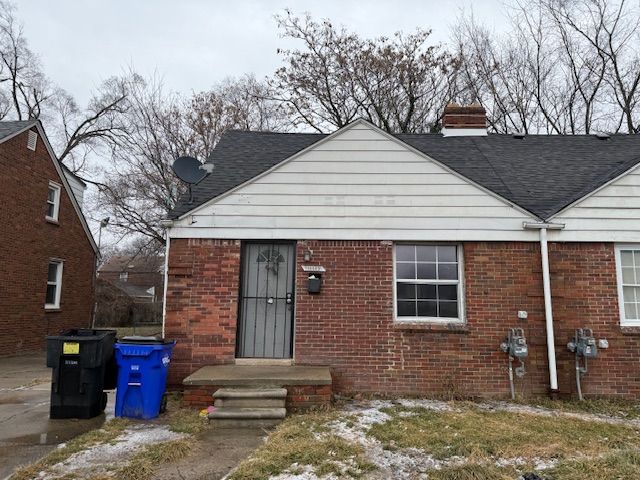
left=163, top=105, right=640, bottom=400
left=0, top=120, right=98, bottom=356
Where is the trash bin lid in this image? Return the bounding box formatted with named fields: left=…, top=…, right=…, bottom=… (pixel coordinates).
left=118, top=335, right=172, bottom=345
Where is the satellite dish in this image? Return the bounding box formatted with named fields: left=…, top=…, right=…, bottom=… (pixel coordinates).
left=172, top=156, right=207, bottom=184
left=172, top=156, right=211, bottom=205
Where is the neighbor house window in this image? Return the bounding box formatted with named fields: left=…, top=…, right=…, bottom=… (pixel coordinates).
left=394, top=244, right=464, bottom=322
left=46, top=182, right=61, bottom=221
left=45, top=260, right=63, bottom=309
left=119, top=272, right=128, bottom=282
left=615, top=245, right=640, bottom=326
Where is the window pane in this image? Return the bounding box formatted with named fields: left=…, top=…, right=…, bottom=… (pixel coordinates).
left=439, top=301, right=458, bottom=318
left=624, top=286, right=638, bottom=303
left=48, top=263, right=58, bottom=282
left=416, top=245, right=436, bottom=262
left=438, top=246, right=457, bottom=263
left=417, top=284, right=437, bottom=300
left=623, top=267, right=636, bottom=284
left=45, top=285, right=56, bottom=305
left=417, top=263, right=436, bottom=280
left=634, top=251, right=640, bottom=266
left=438, top=285, right=458, bottom=301
left=417, top=301, right=437, bottom=317
left=396, top=263, right=415, bottom=279
left=397, top=283, right=416, bottom=300
left=396, top=245, right=415, bottom=262
left=397, top=301, right=416, bottom=317
left=48, top=187, right=56, bottom=202
left=47, top=203, right=55, bottom=218
left=438, top=263, right=458, bottom=280
left=621, top=251, right=634, bottom=267
left=625, top=302, right=638, bottom=320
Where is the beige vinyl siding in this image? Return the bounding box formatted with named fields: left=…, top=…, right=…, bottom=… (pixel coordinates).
left=171, top=123, right=537, bottom=240
left=63, top=171, right=85, bottom=210
left=551, top=169, right=640, bottom=242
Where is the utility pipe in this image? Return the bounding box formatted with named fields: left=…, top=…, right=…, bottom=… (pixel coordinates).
left=539, top=227, right=559, bottom=393
left=161, top=234, right=171, bottom=339
left=523, top=222, right=564, bottom=394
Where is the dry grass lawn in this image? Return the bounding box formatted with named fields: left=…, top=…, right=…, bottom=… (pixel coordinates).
left=229, top=398, right=640, bottom=480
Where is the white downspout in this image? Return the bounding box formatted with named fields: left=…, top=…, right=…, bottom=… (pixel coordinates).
left=539, top=227, right=558, bottom=392
left=161, top=233, right=171, bottom=339
left=523, top=222, right=564, bottom=394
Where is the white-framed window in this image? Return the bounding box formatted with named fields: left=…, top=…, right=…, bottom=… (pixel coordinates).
left=615, top=244, right=640, bottom=326
left=119, top=272, right=128, bottom=282
left=46, top=182, right=61, bottom=221
left=45, top=260, right=63, bottom=309
left=394, top=243, right=465, bottom=323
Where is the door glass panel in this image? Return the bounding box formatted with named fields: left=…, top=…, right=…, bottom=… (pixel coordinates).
left=239, top=243, right=294, bottom=359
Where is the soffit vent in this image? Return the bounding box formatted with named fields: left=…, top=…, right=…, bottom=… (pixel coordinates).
left=27, top=130, right=38, bottom=151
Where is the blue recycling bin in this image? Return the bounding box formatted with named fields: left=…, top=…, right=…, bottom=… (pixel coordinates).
left=114, top=337, right=176, bottom=419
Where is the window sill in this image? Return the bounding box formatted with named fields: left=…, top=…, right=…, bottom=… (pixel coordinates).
left=44, top=307, right=61, bottom=312
left=620, top=326, right=640, bottom=336
left=45, top=217, right=59, bottom=225
left=392, top=321, right=469, bottom=333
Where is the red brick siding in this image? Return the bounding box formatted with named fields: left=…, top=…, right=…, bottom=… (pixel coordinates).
left=0, top=129, right=96, bottom=356
left=164, top=239, right=640, bottom=398
left=165, top=239, right=241, bottom=386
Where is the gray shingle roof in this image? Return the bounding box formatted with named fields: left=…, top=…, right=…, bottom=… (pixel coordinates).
left=169, top=129, right=640, bottom=221
left=0, top=120, right=36, bottom=141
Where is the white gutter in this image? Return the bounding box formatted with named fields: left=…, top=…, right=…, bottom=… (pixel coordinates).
left=523, top=221, right=564, bottom=394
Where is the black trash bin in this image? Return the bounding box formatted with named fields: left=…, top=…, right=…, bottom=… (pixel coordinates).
left=46, top=328, right=117, bottom=419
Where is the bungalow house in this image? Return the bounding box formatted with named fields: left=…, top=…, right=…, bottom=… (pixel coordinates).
left=0, top=120, right=98, bottom=356
left=163, top=105, right=640, bottom=417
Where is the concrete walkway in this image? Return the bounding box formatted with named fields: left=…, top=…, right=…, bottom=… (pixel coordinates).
left=0, top=354, right=114, bottom=480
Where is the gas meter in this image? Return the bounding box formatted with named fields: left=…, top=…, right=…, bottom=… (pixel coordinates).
left=500, top=327, right=528, bottom=400
left=568, top=328, right=598, bottom=401
left=567, top=328, right=597, bottom=359
left=500, top=328, right=528, bottom=358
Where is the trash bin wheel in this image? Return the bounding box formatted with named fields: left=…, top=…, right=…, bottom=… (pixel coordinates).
left=101, top=392, right=108, bottom=412
left=160, top=393, right=167, bottom=414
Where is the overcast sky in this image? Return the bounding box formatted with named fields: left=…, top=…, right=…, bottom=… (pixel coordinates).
left=18, top=0, right=507, bottom=105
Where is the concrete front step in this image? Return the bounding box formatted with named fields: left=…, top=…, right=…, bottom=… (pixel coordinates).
left=213, top=388, right=287, bottom=408
left=209, top=407, right=287, bottom=420
left=208, top=406, right=287, bottom=428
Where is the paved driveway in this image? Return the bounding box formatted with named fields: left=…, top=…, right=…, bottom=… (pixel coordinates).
left=0, top=354, right=114, bottom=480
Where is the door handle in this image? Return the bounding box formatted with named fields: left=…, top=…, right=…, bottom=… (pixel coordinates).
left=286, top=293, right=293, bottom=304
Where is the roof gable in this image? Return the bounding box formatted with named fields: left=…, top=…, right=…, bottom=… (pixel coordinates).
left=169, top=120, right=640, bottom=221
left=170, top=121, right=536, bottom=240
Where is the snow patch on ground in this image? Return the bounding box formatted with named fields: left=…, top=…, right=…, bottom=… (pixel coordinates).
left=39, top=424, right=185, bottom=479
left=316, top=401, right=464, bottom=480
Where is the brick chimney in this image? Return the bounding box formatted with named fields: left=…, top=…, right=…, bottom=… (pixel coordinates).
left=442, top=102, right=487, bottom=136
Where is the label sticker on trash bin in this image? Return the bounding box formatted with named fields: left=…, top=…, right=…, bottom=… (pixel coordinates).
left=63, top=342, right=79, bottom=355
left=162, top=355, right=170, bottom=367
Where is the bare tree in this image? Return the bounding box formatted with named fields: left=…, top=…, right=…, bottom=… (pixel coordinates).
left=92, top=72, right=286, bottom=246
left=454, top=0, right=640, bottom=134
left=272, top=11, right=457, bottom=133
left=0, top=1, right=129, bottom=173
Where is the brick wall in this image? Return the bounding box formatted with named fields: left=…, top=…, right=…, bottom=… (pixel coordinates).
left=165, top=238, right=241, bottom=386
left=164, top=238, right=640, bottom=398
left=0, top=128, right=96, bottom=356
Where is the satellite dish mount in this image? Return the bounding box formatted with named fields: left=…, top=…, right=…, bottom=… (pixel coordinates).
left=172, top=156, right=211, bottom=204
